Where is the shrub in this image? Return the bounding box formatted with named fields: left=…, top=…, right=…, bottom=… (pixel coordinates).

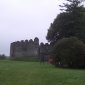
left=53, top=37, right=85, bottom=68
left=0, top=54, right=6, bottom=60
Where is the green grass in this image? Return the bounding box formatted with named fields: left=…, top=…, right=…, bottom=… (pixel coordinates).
left=0, top=60, right=85, bottom=85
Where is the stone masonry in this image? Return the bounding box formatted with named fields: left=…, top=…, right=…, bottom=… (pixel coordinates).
left=10, top=37, right=51, bottom=61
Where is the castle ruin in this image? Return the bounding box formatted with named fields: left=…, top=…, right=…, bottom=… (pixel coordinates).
left=10, top=37, right=51, bottom=61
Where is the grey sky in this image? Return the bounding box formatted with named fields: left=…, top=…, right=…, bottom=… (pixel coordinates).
left=0, top=0, right=64, bottom=56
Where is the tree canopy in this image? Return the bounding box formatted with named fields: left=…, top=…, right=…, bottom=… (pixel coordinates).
left=46, top=0, right=85, bottom=44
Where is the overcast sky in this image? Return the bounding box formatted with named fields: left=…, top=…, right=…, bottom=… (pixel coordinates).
left=0, top=0, right=65, bottom=56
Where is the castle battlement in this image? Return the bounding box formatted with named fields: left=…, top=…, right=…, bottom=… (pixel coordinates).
left=10, top=37, right=39, bottom=57
left=10, top=37, right=51, bottom=61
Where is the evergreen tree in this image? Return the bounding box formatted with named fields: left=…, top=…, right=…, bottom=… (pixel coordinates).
left=46, top=0, right=85, bottom=44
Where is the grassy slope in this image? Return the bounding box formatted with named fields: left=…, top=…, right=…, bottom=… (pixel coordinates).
left=0, top=60, right=85, bottom=85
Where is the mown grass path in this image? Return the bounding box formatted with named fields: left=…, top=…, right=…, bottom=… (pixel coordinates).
left=0, top=60, right=85, bottom=85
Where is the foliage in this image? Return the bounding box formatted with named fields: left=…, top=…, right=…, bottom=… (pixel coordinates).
left=53, top=37, right=85, bottom=68
left=46, top=0, right=85, bottom=44
left=0, top=54, right=6, bottom=59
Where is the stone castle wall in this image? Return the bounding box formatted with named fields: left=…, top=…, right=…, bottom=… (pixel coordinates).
left=10, top=37, right=51, bottom=61
left=10, top=37, right=39, bottom=58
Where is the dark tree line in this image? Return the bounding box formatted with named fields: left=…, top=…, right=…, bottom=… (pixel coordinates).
left=46, top=0, right=85, bottom=68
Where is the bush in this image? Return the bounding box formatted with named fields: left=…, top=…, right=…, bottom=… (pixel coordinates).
left=53, top=37, right=85, bottom=68
left=0, top=54, right=6, bottom=60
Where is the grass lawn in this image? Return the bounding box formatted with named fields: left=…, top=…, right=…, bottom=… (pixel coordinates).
left=0, top=60, right=85, bottom=85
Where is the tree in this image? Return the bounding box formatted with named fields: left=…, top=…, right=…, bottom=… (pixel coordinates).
left=53, top=37, right=85, bottom=68
left=46, top=0, right=85, bottom=44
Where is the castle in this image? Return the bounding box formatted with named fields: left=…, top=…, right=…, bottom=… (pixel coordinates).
left=10, top=37, right=51, bottom=61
